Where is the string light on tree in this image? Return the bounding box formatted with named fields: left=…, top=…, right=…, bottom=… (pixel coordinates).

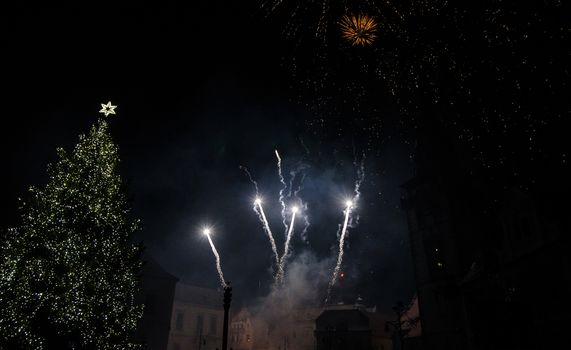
left=0, top=104, right=143, bottom=349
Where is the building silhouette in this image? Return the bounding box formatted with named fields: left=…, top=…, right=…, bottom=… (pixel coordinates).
left=250, top=306, right=322, bottom=350
left=315, top=300, right=392, bottom=350
left=400, top=121, right=571, bottom=349
left=134, top=255, right=179, bottom=350
left=167, top=284, right=225, bottom=350
left=230, top=308, right=255, bottom=350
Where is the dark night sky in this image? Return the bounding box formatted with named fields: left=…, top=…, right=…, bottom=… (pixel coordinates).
left=2, top=0, right=568, bottom=314
left=0, top=1, right=417, bottom=311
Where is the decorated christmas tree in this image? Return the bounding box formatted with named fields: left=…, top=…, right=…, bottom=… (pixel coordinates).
left=0, top=104, right=144, bottom=349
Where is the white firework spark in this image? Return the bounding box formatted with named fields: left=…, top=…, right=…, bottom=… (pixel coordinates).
left=254, top=198, right=281, bottom=272
left=203, top=228, right=228, bottom=288
left=275, top=149, right=289, bottom=233
left=326, top=156, right=366, bottom=303
left=240, top=165, right=260, bottom=195
left=277, top=205, right=298, bottom=284
left=326, top=200, right=353, bottom=302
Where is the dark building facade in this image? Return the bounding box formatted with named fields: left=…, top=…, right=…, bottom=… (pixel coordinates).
left=400, top=123, right=571, bottom=349
left=315, top=305, right=392, bottom=350
left=134, top=255, right=179, bottom=350
left=167, top=284, right=225, bottom=350
left=315, top=309, right=372, bottom=350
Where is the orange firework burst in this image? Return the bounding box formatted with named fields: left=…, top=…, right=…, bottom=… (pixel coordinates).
left=340, top=13, right=378, bottom=46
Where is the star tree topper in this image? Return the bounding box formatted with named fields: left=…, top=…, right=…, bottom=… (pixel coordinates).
left=99, top=101, right=117, bottom=117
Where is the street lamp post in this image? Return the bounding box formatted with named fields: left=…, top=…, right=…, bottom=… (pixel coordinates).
left=222, top=284, right=232, bottom=350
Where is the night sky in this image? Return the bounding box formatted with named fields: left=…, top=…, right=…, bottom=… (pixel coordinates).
left=1, top=1, right=568, bottom=312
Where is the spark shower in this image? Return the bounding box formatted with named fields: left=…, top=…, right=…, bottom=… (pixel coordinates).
left=202, top=150, right=365, bottom=302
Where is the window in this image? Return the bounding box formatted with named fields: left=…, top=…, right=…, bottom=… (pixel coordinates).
left=196, top=314, right=204, bottom=335
left=209, top=315, right=217, bottom=335
left=175, top=312, right=184, bottom=331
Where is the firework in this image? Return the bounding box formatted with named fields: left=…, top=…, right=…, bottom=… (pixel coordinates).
left=248, top=151, right=311, bottom=284
left=352, top=155, right=366, bottom=210
left=326, top=156, right=366, bottom=303
left=203, top=228, right=228, bottom=288
left=277, top=205, right=298, bottom=284
left=241, top=168, right=280, bottom=269
left=290, top=161, right=310, bottom=242
left=327, top=200, right=353, bottom=299
left=254, top=198, right=281, bottom=270
left=275, top=149, right=288, bottom=232
left=340, top=13, right=378, bottom=46
left=240, top=165, right=259, bottom=195
left=261, top=0, right=392, bottom=41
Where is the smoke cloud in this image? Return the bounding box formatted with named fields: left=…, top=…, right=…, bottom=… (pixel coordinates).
left=246, top=250, right=332, bottom=348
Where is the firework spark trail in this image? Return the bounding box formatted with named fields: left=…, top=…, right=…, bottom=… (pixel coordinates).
left=261, top=0, right=285, bottom=13
left=277, top=207, right=298, bottom=284
left=299, top=203, right=311, bottom=242
left=353, top=155, right=365, bottom=203
left=299, top=136, right=310, bottom=157
left=316, top=0, right=330, bottom=40
left=255, top=199, right=281, bottom=271
left=288, top=170, right=296, bottom=198
left=326, top=156, right=366, bottom=303
left=357, top=153, right=366, bottom=180
left=242, top=166, right=281, bottom=272
left=293, top=173, right=307, bottom=198
left=285, top=165, right=311, bottom=244
left=204, top=230, right=227, bottom=288
left=348, top=155, right=366, bottom=227
left=240, top=165, right=259, bottom=195
left=380, top=0, right=405, bottom=21
left=260, top=0, right=404, bottom=43
left=293, top=173, right=311, bottom=243
left=326, top=202, right=353, bottom=302
left=275, top=150, right=288, bottom=232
